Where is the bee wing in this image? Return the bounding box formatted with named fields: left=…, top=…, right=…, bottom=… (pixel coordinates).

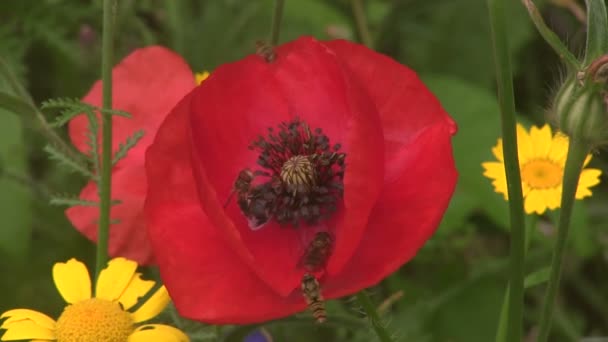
left=248, top=217, right=270, bottom=230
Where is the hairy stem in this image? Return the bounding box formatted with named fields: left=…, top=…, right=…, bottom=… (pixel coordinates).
left=351, top=0, right=373, bottom=47
left=270, top=0, right=285, bottom=45
left=487, top=0, right=527, bottom=340
left=96, top=0, right=116, bottom=280
left=537, top=139, right=590, bottom=341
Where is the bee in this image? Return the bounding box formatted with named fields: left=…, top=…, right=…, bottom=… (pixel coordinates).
left=298, top=232, right=333, bottom=272
left=225, top=169, right=273, bottom=230
left=256, top=40, right=276, bottom=63
left=301, top=273, right=327, bottom=323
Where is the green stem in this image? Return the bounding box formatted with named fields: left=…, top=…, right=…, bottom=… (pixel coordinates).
left=487, top=0, right=527, bottom=341
left=96, top=0, right=116, bottom=280
left=537, top=139, right=590, bottom=342
left=270, top=0, right=285, bottom=46
left=521, top=0, right=580, bottom=69
left=355, top=291, right=394, bottom=342
left=495, top=214, right=539, bottom=342
left=350, top=0, right=373, bottom=47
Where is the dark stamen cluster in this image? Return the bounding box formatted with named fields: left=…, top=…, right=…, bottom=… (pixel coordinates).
left=236, top=119, right=345, bottom=227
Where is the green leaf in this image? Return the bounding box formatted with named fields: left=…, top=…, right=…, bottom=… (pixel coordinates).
left=423, top=75, right=509, bottom=232
left=44, top=144, right=96, bottom=180
left=113, top=129, right=145, bottom=165
left=524, top=267, right=551, bottom=288
left=50, top=194, right=98, bottom=207
left=0, top=90, right=37, bottom=119
left=381, top=0, right=534, bottom=88
left=584, top=0, right=608, bottom=65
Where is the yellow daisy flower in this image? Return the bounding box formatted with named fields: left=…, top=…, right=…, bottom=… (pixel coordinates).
left=482, top=123, right=602, bottom=214
left=0, top=258, right=189, bottom=342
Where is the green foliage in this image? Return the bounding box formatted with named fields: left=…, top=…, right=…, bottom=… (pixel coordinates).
left=44, top=143, right=95, bottom=179
left=113, top=129, right=145, bottom=166
left=423, top=76, right=510, bottom=233
left=0, top=80, right=31, bottom=261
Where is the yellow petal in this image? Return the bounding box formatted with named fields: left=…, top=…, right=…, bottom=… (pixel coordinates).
left=491, top=138, right=504, bottom=162
left=131, top=286, right=170, bottom=323
left=195, top=71, right=210, bottom=85
left=0, top=320, right=55, bottom=341
left=1, top=309, right=56, bottom=330
left=482, top=162, right=508, bottom=199
left=516, top=124, right=533, bottom=162
left=524, top=189, right=547, bottom=214
left=96, top=258, right=138, bottom=301
left=529, top=124, right=553, bottom=158
left=542, top=188, right=561, bottom=210
left=576, top=168, right=602, bottom=199
left=52, top=259, right=91, bottom=304
left=583, top=154, right=593, bottom=167
left=119, top=273, right=155, bottom=311
left=128, top=324, right=190, bottom=342
left=548, top=133, right=569, bottom=163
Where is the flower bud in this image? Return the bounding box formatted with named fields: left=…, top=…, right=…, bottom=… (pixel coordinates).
left=553, top=76, right=607, bottom=145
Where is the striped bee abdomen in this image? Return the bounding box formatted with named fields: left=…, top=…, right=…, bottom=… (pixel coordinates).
left=301, top=273, right=327, bottom=323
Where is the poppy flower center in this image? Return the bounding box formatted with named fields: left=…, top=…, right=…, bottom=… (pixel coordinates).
left=231, top=119, right=346, bottom=229
left=55, top=298, right=134, bottom=342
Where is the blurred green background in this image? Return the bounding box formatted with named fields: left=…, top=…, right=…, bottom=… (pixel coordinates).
left=1, top=0, right=607, bottom=341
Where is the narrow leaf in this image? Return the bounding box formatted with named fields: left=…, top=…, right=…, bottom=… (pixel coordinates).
left=0, top=91, right=37, bottom=119
left=524, top=267, right=551, bottom=288
left=44, top=144, right=96, bottom=180
left=49, top=106, right=89, bottom=127
left=522, top=0, right=580, bottom=69
left=50, top=195, right=98, bottom=207
left=584, top=0, right=608, bottom=64
left=113, top=129, right=145, bottom=165
left=99, top=107, right=131, bottom=118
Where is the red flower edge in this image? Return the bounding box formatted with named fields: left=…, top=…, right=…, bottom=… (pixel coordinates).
left=66, top=46, right=196, bottom=264
left=145, top=37, right=457, bottom=323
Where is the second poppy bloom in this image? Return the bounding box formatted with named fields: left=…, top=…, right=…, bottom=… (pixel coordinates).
left=145, top=37, right=458, bottom=323
left=67, top=47, right=201, bottom=264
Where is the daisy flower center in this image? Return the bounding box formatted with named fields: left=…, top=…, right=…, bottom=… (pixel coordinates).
left=232, top=119, right=346, bottom=229
left=521, top=159, right=563, bottom=189
left=55, top=298, right=134, bottom=342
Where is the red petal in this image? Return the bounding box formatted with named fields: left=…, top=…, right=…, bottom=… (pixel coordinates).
left=66, top=46, right=195, bottom=264
left=188, top=37, right=384, bottom=296
left=69, top=46, right=195, bottom=164
left=325, top=124, right=457, bottom=296
left=65, top=165, right=154, bottom=264
left=320, top=39, right=457, bottom=294
left=145, top=94, right=304, bottom=323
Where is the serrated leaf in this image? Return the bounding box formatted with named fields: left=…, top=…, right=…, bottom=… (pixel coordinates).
left=113, top=129, right=145, bottom=165
left=44, top=144, right=96, bottom=180
left=584, top=0, right=608, bottom=65
left=50, top=195, right=98, bottom=207
left=98, top=107, right=131, bottom=118
left=40, top=97, right=83, bottom=110
left=49, top=106, right=90, bottom=128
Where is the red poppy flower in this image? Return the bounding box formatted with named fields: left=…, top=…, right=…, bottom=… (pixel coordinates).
left=67, top=46, right=197, bottom=264
left=145, top=36, right=457, bottom=323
